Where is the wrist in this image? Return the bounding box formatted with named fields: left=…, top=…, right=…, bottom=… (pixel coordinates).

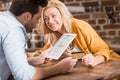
left=94, top=55, right=105, bottom=65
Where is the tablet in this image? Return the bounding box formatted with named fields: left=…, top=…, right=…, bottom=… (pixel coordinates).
left=47, top=33, right=77, bottom=60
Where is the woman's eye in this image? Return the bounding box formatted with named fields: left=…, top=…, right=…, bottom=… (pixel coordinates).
left=44, top=18, right=48, bottom=21
left=52, top=15, right=56, bottom=18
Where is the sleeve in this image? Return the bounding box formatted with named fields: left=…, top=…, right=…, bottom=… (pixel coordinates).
left=3, top=27, right=35, bottom=80
left=73, top=19, right=111, bottom=61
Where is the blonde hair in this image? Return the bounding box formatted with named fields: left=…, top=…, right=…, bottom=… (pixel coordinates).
left=38, top=0, right=73, bottom=46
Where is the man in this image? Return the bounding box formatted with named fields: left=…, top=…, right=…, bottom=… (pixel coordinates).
left=0, top=0, right=77, bottom=80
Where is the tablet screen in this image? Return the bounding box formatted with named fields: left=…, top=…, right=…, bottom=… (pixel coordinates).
left=47, top=33, right=76, bottom=60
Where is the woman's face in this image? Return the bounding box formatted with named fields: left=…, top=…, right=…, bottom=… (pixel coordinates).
left=43, top=7, right=63, bottom=33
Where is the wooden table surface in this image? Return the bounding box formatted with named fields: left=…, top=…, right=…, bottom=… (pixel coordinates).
left=44, top=60, right=120, bottom=80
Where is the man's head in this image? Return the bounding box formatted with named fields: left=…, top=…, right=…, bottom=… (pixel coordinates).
left=9, top=0, right=48, bottom=16
left=9, top=0, right=48, bottom=33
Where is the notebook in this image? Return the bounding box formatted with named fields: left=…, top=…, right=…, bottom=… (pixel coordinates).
left=47, top=33, right=77, bottom=60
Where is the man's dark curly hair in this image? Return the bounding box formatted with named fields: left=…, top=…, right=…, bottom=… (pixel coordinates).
left=9, top=0, right=48, bottom=16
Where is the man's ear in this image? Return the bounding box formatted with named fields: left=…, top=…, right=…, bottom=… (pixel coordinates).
left=23, top=12, right=32, bottom=21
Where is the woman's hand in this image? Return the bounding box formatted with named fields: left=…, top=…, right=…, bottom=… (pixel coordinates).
left=82, top=54, right=105, bottom=67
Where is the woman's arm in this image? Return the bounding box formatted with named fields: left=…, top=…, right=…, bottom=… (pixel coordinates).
left=82, top=53, right=105, bottom=67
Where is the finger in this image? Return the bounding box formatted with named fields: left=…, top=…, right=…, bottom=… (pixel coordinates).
left=82, top=54, right=94, bottom=63
left=82, top=53, right=93, bottom=59
left=47, top=47, right=53, bottom=51
left=82, top=58, right=90, bottom=64
left=64, top=57, right=72, bottom=60
left=82, top=58, right=91, bottom=66
left=72, top=59, right=77, bottom=64
left=42, top=47, right=53, bottom=54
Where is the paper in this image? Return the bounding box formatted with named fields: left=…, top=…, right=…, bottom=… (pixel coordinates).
left=47, top=33, right=77, bottom=60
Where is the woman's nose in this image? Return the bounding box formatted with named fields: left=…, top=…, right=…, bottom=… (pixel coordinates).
left=48, top=17, right=54, bottom=24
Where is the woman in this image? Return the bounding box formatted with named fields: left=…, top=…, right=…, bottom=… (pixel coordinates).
left=36, top=0, right=120, bottom=67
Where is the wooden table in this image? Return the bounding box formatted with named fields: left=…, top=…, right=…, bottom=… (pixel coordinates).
left=44, top=60, right=120, bottom=80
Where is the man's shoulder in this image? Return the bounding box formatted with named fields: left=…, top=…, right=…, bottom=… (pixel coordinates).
left=0, top=12, right=15, bottom=25
left=0, top=12, right=24, bottom=35
left=0, top=12, right=23, bottom=29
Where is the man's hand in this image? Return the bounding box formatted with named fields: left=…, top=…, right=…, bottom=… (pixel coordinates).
left=56, top=57, right=78, bottom=73
left=32, top=57, right=77, bottom=80
left=27, top=47, right=53, bottom=65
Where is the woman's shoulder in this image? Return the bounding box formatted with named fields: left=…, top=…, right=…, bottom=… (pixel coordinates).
left=72, top=18, right=86, bottom=23
left=71, top=18, right=89, bottom=26
left=71, top=18, right=93, bottom=34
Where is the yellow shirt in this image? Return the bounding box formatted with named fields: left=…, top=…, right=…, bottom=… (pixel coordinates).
left=71, top=18, right=120, bottom=61
left=37, top=18, right=120, bottom=61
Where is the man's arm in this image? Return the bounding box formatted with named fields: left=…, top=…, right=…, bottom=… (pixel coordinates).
left=4, top=27, right=77, bottom=80
left=3, top=27, right=35, bottom=80
left=27, top=47, right=53, bottom=66
left=27, top=47, right=77, bottom=80
left=32, top=57, right=77, bottom=80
